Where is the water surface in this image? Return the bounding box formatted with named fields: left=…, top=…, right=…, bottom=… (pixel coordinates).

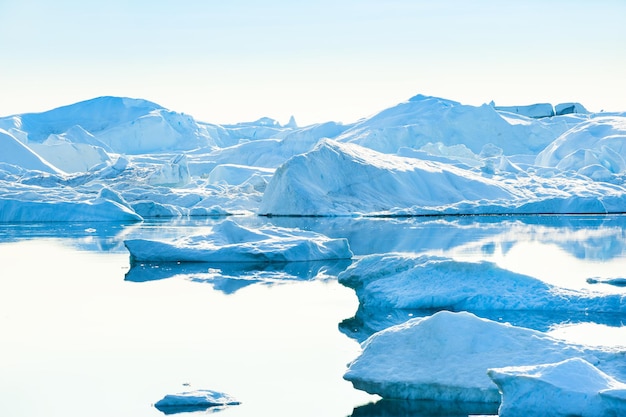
left=1, top=215, right=625, bottom=417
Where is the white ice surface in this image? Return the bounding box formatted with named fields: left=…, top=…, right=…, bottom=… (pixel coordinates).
left=339, top=253, right=626, bottom=313
left=1, top=94, right=626, bottom=220
left=343, top=311, right=625, bottom=403
left=488, top=358, right=626, bottom=417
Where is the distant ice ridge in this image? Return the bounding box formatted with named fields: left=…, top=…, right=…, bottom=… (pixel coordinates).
left=343, top=311, right=626, bottom=403
left=489, top=358, right=626, bottom=417
left=334, top=94, right=584, bottom=155
left=1, top=93, right=626, bottom=222
left=124, top=219, right=353, bottom=263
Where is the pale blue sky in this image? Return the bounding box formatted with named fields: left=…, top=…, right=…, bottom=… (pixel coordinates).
left=1, top=0, right=625, bottom=125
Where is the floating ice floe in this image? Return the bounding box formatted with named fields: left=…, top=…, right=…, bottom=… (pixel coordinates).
left=154, top=389, right=240, bottom=415
left=488, top=358, right=626, bottom=417
left=124, top=220, right=353, bottom=264
left=343, top=311, right=625, bottom=403
left=339, top=254, right=626, bottom=313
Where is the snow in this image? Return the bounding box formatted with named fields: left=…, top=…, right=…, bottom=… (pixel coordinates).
left=154, top=389, right=240, bottom=414
left=488, top=358, right=626, bottom=417
left=343, top=311, right=625, bottom=403
left=124, top=219, right=353, bottom=263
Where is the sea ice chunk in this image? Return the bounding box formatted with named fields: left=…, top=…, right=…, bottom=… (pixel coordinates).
left=343, top=311, right=624, bottom=403
left=154, top=389, right=240, bottom=414
left=488, top=358, right=626, bottom=417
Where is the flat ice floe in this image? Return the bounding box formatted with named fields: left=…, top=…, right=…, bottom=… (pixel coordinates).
left=343, top=311, right=625, bottom=403
left=124, top=219, right=353, bottom=263
left=154, top=389, right=240, bottom=414
left=339, top=253, right=626, bottom=313
left=488, top=358, right=626, bottom=417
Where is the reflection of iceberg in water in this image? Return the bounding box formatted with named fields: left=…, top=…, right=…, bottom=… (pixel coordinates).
left=350, top=398, right=498, bottom=417
left=3, top=215, right=626, bottom=261
left=267, top=214, right=626, bottom=261
left=125, top=259, right=352, bottom=294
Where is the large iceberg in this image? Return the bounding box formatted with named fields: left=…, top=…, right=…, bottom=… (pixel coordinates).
left=343, top=311, right=625, bottom=403
left=259, top=139, right=520, bottom=216
left=488, top=358, right=626, bottom=417
left=259, top=137, right=626, bottom=216
left=124, top=219, right=353, bottom=263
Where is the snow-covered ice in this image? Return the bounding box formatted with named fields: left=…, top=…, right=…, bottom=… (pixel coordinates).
left=343, top=311, right=626, bottom=403
left=154, top=389, right=240, bottom=414
left=124, top=219, right=353, bottom=263
left=488, top=358, right=626, bottom=417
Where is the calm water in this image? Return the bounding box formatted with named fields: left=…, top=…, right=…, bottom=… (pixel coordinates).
left=1, top=215, right=625, bottom=417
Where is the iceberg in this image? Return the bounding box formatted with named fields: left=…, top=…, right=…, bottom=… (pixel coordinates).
left=536, top=116, right=626, bottom=177
left=0, top=128, right=62, bottom=174
left=124, top=219, right=353, bottom=263
left=488, top=358, right=626, bottom=417
left=2, top=94, right=626, bottom=221
left=0, top=186, right=142, bottom=223
left=343, top=311, right=625, bottom=403
left=154, top=389, right=240, bottom=415
left=259, top=138, right=626, bottom=216
left=259, top=139, right=519, bottom=216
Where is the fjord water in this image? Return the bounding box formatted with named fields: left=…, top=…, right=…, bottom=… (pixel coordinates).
left=1, top=215, right=625, bottom=417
